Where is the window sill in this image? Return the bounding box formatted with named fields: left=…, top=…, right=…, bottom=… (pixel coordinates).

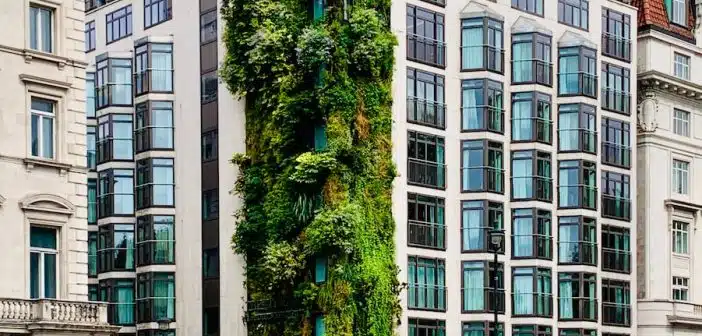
left=23, top=49, right=69, bottom=70
left=24, top=157, right=72, bottom=175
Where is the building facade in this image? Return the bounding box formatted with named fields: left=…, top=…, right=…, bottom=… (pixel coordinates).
left=83, top=0, right=245, bottom=335
left=0, top=0, right=119, bottom=335
left=391, top=0, right=638, bottom=335
left=634, top=0, right=702, bottom=335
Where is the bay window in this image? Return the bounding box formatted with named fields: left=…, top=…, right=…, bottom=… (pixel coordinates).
left=558, top=160, right=597, bottom=209
left=134, top=42, right=174, bottom=96
left=601, top=171, right=631, bottom=221
left=558, top=272, right=597, bottom=321
left=408, top=131, right=445, bottom=189
left=408, top=256, right=446, bottom=311
left=601, top=63, right=630, bottom=115
left=136, top=215, right=175, bottom=266
left=511, top=150, right=552, bottom=202
left=602, top=279, right=631, bottom=326
left=98, top=223, right=135, bottom=272
left=408, top=193, right=445, bottom=250
left=512, top=267, right=552, bottom=317
left=511, top=92, right=551, bottom=143
left=558, top=103, right=596, bottom=154
left=461, top=140, right=503, bottom=193
left=98, top=169, right=135, bottom=217
left=461, top=200, right=503, bottom=252
left=602, top=225, right=630, bottom=273
left=512, top=208, right=552, bottom=259
left=558, top=216, right=597, bottom=265
left=461, top=79, right=504, bottom=133
left=558, top=46, right=597, bottom=98
left=136, top=158, right=175, bottom=209
left=100, top=279, right=135, bottom=325
left=462, top=261, right=504, bottom=313
left=460, top=17, right=503, bottom=73
left=407, top=68, right=445, bottom=129
left=135, top=101, right=174, bottom=152
left=97, top=114, right=134, bottom=163
left=601, top=117, right=631, bottom=168
left=512, top=33, right=551, bottom=85
left=96, top=56, right=132, bottom=109
left=137, top=272, right=176, bottom=323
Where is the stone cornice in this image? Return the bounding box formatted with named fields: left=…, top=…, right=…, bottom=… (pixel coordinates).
left=639, top=70, right=702, bottom=101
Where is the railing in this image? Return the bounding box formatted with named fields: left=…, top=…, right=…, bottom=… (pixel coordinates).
left=602, top=194, right=631, bottom=221
left=558, top=185, right=597, bottom=209
left=407, top=34, right=446, bottom=67
left=603, top=302, right=631, bottom=326
left=602, top=33, right=631, bottom=61
left=511, top=176, right=552, bottom=202
left=512, top=292, right=553, bottom=317
left=558, top=72, right=598, bottom=98
left=0, top=298, right=110, bottom=325
left=461, top=106, right=504, bottom=133
left=602, top=248, right=631, bottom=273
left=558, top=297, right=598, bottom=321
left=461, top=288, right=505, bottom=313
left=512, top=234, right=552, bottom=259
left=245, top=299, right=303, bottom=323
left=408, top=284, right=447, bottom=311
left=558, top=129, right=597, bottom=154
left=602, top=141, right=631, bottom=168
left=406, top=97, right=446, bottom=129
left=601, top=88, right=631, bottom=115
left=558, top=241, right=597, bottom=265
left=408, top=158, right=446, bottom=189
left=512, top=59, right=553, bottom=86
left=460, top=45, right=505, bottom=73
left=408, top=220, right=445, bottom=249
left=461, top=166, right=504, bottom=193
left=511, top=117, right=552, bottom=144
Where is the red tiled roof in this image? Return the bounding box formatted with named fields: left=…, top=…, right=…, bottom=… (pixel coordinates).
left=631, top=0, right=695, bottom=40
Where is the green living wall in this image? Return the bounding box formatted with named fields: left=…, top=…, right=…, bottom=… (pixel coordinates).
left=221, top=0, right=400, bottom=335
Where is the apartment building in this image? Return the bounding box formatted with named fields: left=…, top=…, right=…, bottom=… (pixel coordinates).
left=635, top=0, right=702, bottom=335
left=392, top=0, right=637, bottom=335
left=83, top=0, right=245, bottom=335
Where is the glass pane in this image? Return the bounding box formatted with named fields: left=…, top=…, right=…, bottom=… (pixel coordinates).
left=30, top=226, right=57, bottom=249
left=30, top=252, right=40, bottom=299
left=44, top=253, right=57, bottom=298
left=42, top=117, right=54, bottom=159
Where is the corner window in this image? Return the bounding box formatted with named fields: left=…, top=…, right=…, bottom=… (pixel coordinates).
left=512, top=0, right=544, bottom=16
left=601, top=225, right=630, bottom=273
left=408, top=256, right=446, bottom=311
left=666, top=0, right=687, bottom=26
left=674, top=53, right=690, bottom=80
left=200, top=10, right=217, bottom=44
left=97, top=114, right=134, bottom=163
left=96, top=57, right=133, bottom=108
left=407, top=193, right=445, bottom=250
left=100, top=279, right=135, bottom=325
left=29, top=5, right=53, bottom=53
left=202, top=130, right=218, bottom=161
left=86, top=72, right=96, bottom=118
left=98, top=223, right=135, bottom=272
left=672, top=159, right=689, bottom=195
left=406, top=5, right=445, bottom=68
left=512, top=33, right=552, bottom=86
left=511, top=92, right=551, bottom=144
left=601, top=171, right=631, bottom=221
left=144, top=0, right=171, bottom=28
left=673, top=109, right=690, bottom=137
left=408, top=131, right=445, bottom=189
left=461, top=140, right=504, bottom=193
left=135, top=101, right=174, bottom=152
left=136, top=158, right=175, bottom=209
left=557, top=103, right=596, bottom=154
left=513, top=325, right=552, bottom=336
left=85, top=20, right=96, bottom=52
left=558, top=272, right=597, bottom=321
left=136, top=215, right=175, bottom=266
left=511, top=150, right=552, bottom=202
left=601, top=118, right=631, bottom=168
left=512, top=267, right=552, bottom=317
left=201, top=71, right=218, bottom=104
left=134, top=43, right=174, bottom=95
left=602, top=279, right=631, bottom=326
left=136, top=272, right=175, bottom=323
left=461, top=200, right=503, bottom=252
left=98, top=169, right=135, bottom=217
left=462, top=322, right=504, bottom=336
left=558, top=216, right=596, bottom=265
left=408, top=319, right=445, bottom=336
left=512, top=208, right=552, bottom=259
left=461, top=261, right=504, bottom=313
left=30, top=97, right=55, bottom=159
left=88, top=231, right=97, bottom=277
left=87, top=125, right=97, bottom=170
left=407, top=68, right=445, bottom=129
left=461, top=79, right=504, bottom=133
left=202, top=189, right=219, bottom=220
left=673, top=276, right=689, bottom=301
left=601, top=63, right=630, bottom=115
left=558, top=160, right=597, bottom=209
left=106, top=5, right=132, bottom=44
left=460, top=17, right=504, bottom=73
left=672, top=221, right=689, bottom=254
left=88, top=179, right=97, bottom=224
left=601, top=8, right=631, bottom=61
left=29, top=226, right=58, bottom=299
left=558, top=0, right=589, bottom=30
left=203, top=248, right=219, bottom=278
left=558, top=46, right=597, bottom=97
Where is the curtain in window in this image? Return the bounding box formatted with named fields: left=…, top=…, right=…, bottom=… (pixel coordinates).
left=155, top=218, right=174, bottom=263
left=152, top=47, right=173, bottom=91
left=558, top=224, right=578, bottom=262
left=558, top=167, right=578, bottom=207
left=436, top=145, right=445, bottom=187
left=425, top=262, right=436, bottom=308
left=559, top=55, right=579, bottom=94
left=116, top=284, right=134, bottom=324
left=416, top=261, right=426, bottom=308
left=512, top=158, right=532, bottom=199
left=40, top=9, right=51, bottom=52
left=30, top=253, right=40, bottom=299
left=512, top=99, right=532, bottom=141
left=113, top=66, right=132, bottom=105
left=513, top=42, right=532, bottom=82
left=153, top=104, right=174, bottom=148
left=513, top=271, right=533, bottom=314
left=587, top=280, right=596, bottom=318
left=558, top=112, right=578, bottom=151
left=154, top=277, right=175, bottom=319
left=463, top=264, right=484, bottom=310
left=462, top=25, right=483, bottom=69
left=462, top=323, right=485, bottom=336
left=154, top=165, right=174, bottom=205
left=408, top=261, right=417, bottom=306
left=30, top=7, right=38, bottom=50
left=42, top=117, right=54, bottom=159
left=44, top=254, right=57, bottom=298
left=462, top=147, right=483, bottom=191
left=559, top=279, right=574, bottom=318
left=462, top=207, right=483, bottom=250
left=437, top=206, right=445, bottom=249
left=513, top=216, right=533, bottom=257
left=315, top=316, right=326, bottom=336
left=115, top=229, right=134, bottom=269
left=537, top=271, right=551, bottom=315
left=437, top=263, right=445, bottom=309
left=462, top=87, right=482, bottom=130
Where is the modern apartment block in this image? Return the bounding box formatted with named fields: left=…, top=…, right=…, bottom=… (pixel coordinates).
left=392, top=0, right=637, bottom=335
left=83, top=0, right=245, bottom=335
left=634, top=0, right=702, bottom=335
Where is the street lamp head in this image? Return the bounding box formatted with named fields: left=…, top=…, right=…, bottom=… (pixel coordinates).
left=158, top=318, right=171, bottom=330
left=489, top=229, right=504, bottom=248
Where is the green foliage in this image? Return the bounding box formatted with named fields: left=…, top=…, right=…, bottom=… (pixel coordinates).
left=222, top=0, right=399, bottom=334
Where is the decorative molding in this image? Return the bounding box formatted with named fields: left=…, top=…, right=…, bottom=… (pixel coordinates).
left=23, top=158, right=71, bottom=176
left=19, top=74, right=71, bottom=91
left=18, top=193, right=76, bottom=216
left=0, top=194, right=5, bottom=207
left=637, top=90, right=659, bottom=133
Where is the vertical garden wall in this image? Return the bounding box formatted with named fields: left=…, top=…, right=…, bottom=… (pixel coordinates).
left=220, top=0, right=400, bottom=335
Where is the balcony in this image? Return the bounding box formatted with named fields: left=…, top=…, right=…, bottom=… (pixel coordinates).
left=461, top=167, right=504, bottom=193
left=407, top=34, right=446, bottom=68
left=245, top=299, right=303, bottom=323
left=558, top=185, right=597, bottom=210
left=558, top=297, right=598, bottom=321
left=407, top=97, right=446, bottom=129
left=602, top=141, right=631, bottom=168
left=408, top=284, right=447, bottom=311
left=558, top=241, right=597, bottom=266
left=558, top=129, right=597, bottom=154
left=558, top=72, right=598, bottom=98
left=408, top=158, right=446, bottom=189
left=511, top=176, right=552, bottom=202
left=460, top=45, right=504, bottom=73
left=511, top=117, right=552, bottom=144
left=601, top=33, right=631, bottom=62
left=512, top=293, right=553, bottom=317
left=461, top=288, right=505, bottom=313
left=408, top=220, right=445, bottom=250
left=461, top=106, right=504, bottom=133
left=603, top=302, right=631, bottom=326
left=602, top=194, right=631, bottom=221
left=512, top=59, right=552, bottom=86
left=0, top=298, right=117, bottom=333
left=602, top=248, right=630, bottom=273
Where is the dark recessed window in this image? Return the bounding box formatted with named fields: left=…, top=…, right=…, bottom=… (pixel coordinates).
left=558, top=0, right=589, bottom=30
left=513, top=325, right=552, bottom=336
left=601, top=117, right=631, bottom=168
left=461, top=140, right=503, bottom=193
left=512, top=0, right=544, bottom=16
left=88, top=232, right=97, bottom=277
left=89, top=284, right=99, bottom=301
left=407, top=193, right=445, bottom=250
left=601, top=63, right=631, bottom=116
left=106, top=5, right=132, bottom=44
left=408, top=319, right=445, bottom=336
left=460, top=17, right=504, bottom=73
left=558, top=216, right=596, bottom=265
left=408, top=131, right=446, bottom=189
left=144, top=0, right=171, bottom=28
left=406, top=5, right=445, bottom=68
left=408, top=256, right=446, bottom=311
left=201, top=71, right=218, bottom=104
left=100, top=279, right=135, bottom=326
left=512, top=267, right=552, bottom=317
left=88, top=179, right=97, bottom=224
left=601, top=8, right=631, bottom=61
left=407, top=68, right=445, bottom=129
left=203, top=248, right=219, bottom=278
left=97, top=114, right=133, bottom=163
left=512, top=32, right=552, bottom=85
left=134, top=43, right=174, bottom=96
left=461, top=200, right=503, bottom=253
left=601, top=225, right=630, bottom=273
left=87, top=125, right=97, bottom=170
left=98, top=223, right=135, bottom=272
left=136, top=215, right=175, bottom=266
left=558, top=46, right=597, bottom=98
left=511, top=150, right=552, bottom=202
left=137, top=272, right=175, bottom=323
left=203, top=307, right=219, bottom=336
left=558, top=272, right=597, bottom=321
left=85, top=20, right=96, bottom=52
left=511, top=92, right=551, bottom=144
left=512, top=208, right=552, bottom=259
left=461, top=79, right=504, bottom=133
left=601, top=171, right=631, bottom=221
left=202, top=130, right=218, bottom=162
left=462, top=261, right=504, bottom=313
left=202, top=189, right=219, bottom=220
left=200, top=10, right=217, bottom=44
left=98, top=169, right=134, bottom=217
left=136, top=101, right=174, bottom=152
left=136, top=158, right=175, bottom=209
left=96, top=57, right=133, bottom=109
left=602, top=279, right=631, bottom=326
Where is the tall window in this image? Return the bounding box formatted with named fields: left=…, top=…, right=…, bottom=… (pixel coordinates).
left=85, top=20, right=96, bottom=52
left=601, top=63, right=630, bottom=115
left=512, top=0, right=544, bottom=16
left=672, top=159, right=689, bottom=195
left=88, top=232, right=97, bottom=277
left=407, top=68, right=445, bottom=129
left=408, top=193, right=445, bottom=250
left=408, top=131, right=445, bottom=189
left=673, top=109, right=690, bottom=137
left=461, top=140, right=503, bottom=193
left=601, top=118, right=631, bottom=168
left=461, top=200, right=503, bottom=252
left=406, top=5, right=445, bottom=68
left=203, top=307, right=219, bottom=336
left=558, top=272, right=597, bottom=321
left=137, top=272, right=175, bottom=323
left=408, top=319, right=445, bottom=336
left=558, top=47, right=596, bottom=97
left=558, top=103, right=596, bottom=154
left=460, top=17, right=503, bottom=73
left=202, top=131, right=218, bottom=161
left=97, top=114, right=133, bottom=163
left=558, top=0, right=589, bottom=30
left=408, top=256, right=446, bottom=311
left=674, top=53, right=690, bottom=80
left=98, top=223, right=135, bottom=272
left=201, top=71, right=218, bottom=104
left=672, top=221, right=689, bottom=254
left=100, top=279, right=135, bottom=325
left=137, top=215, right=175, bottom=266
left=88, top=179, right=97, bottom=224
left=513, top=267, right=552, bottom=317
left=136, top=158, right=175, bottom=209
left=511, top=92, right=551, bottom=143
left=98, top=169, right=135, bottom=217
left=89, top=284, right=98, bottom=301
left=511, top=150, right=552, bottom=201
left=513, top=326, right=552, bottom=336
left=202, top=189, right=219, bottom=220
left=673, top=276, right=689, bottom=301
left=30, top=97, right=55, bottom=159
left=462, top=261, right=504, bottom=313
left=135, top=101, right=174, bottom=152
left=601, top=8, right=631, bottom=61
left=601, top=225, right=630, bottom=273
left=134, top=43, right=174, bottom=95
left=601, top=171, right=631, bottom=221
left=512, top=208, right=552, bottom=259
left=144, top=0, right=171, bottom=28
left=87, top=126, right=97, bottom=170
left=200, top=10, right=217, bottom=44
left=667, top=0, right=687, bottom=26
left=558, top=160, right=597, bottom=209
left=106, top=5, right=132, bottom=44
left=29, top=5, right=53, bottom=53
left=462, top=322, right=504, bottom=336
left=512, top=33, right=551, bottom=85
left=558, top=216, right=597, bottom=265
left=461, top=79, right=504, bottom=133
left=29, top=226, right=57, bottom=299
left=86, top=72, right=96, bottom=118
left=602, top=279, right=630, bottom=326
left=203, top=248, right=219, bottom=278
left=96, top=57, right=133, bottom=108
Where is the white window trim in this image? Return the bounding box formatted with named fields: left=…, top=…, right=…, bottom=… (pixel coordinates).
left=21, top=76, right=68, bottom=166
left=672, top=220, right=690, bottom=255
left=29, top=237, right=59, bottom=299
left=672, top=158, right=690, bottom=196
left=672, top=0, right=687, bottom=26
left=25, top=0, right=63, bottom=56
left=672, top=276, right=690, bottom=301
left=30, top=98, right=55, bottom=160
left=673, top=109, right=691, bottom=137
left=674, top=52, right=691, bottom=80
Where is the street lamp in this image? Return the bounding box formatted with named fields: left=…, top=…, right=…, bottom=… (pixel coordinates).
left=158, top=318, right=171, bottom=331
left=488, top=229, right=504, bottom=336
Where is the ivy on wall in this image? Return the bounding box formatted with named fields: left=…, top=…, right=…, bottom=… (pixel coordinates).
left=221, top=0, right=400, bottom=335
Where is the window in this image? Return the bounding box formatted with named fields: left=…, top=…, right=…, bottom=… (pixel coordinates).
left=98, top=169, right=135, bottom=217
left=558, top=160, right=597, bottom=209
left=513, top=267, right=552, bottom=317
left=667, top=0, right=687, bottom=26
left=29, top=226, right=57, bottom=299
left=86, top=72, right=96, bottom=118
left=512, top=33, right=551, bottom=85
left=314, top=256, right=327, bottom=283
left=601, top=63, right=630, bottom=115
left=602, top=279, right=630, bottom=326
left=672, top=159, right=689, bottom=195
left=134, top=43, right=174, bottom=95
left=408, top=319, right=445, bottom=336
left=462, top=322, right=504, bottom=336
left=512, top=208, right=552, bottom=259
left=406, top=5, right=445, bottom=67
left=138, top=331, right=175, bottom=336
left=312, top=0, right=325, bottom=21
left=314, top=123, right=327, bottom=151
left=601, top=118, right=631, bottom=168
left=674, top=53, right=690, bottom=80
left=200, top=10, right=217, bottom=44
left=201, top=71, right=218, bottom=104
left=513, top=325, right=552, bottom=336
left=136, top=215, right=175, bottom=266
left=135, top=101, right=174, bottom=152
left=97, top=114, right=133, bottom=163
left=558, top=47, right=597, bottom=97
left=559, top=330, right=596, bottom=336
left=315, top=315, right=325, bottom=336
left=88, top=232, right=97, bottom=277
left=202, top=189, right=219, bottom=220
left=96, top=57, right=133, bottom=108
left=673, top=276, right=689, bottom=301
left=30, top=97, right=55, bottom=159
left=203, top=248, right=219, bottom=278
left=512, top=0, right=543, bottom=16
left=462, top=261, right=504, bottom=313
left=461, top=200, right=503, bottom=252
left=203, top=307, right=219, bottom=336
left=89, top=284, right=99, bottom=301
left=98, top=223, right=135, bottom=272
left=601, top=171, right=631, bottom=221
left=673, top=109, right=690, bottom=137
left=558, top=103, right=596, bottom=154
left=408, top=131, right=446, bottom=189
left=558, top=216, right=596, bottom=265
left=407, top=68, right=445, bottom=129
left=558, top=0, right=589, bottom=30
left=202, top=131, right=218, bottom=161
left=461, top=79, right=504, bottom=133
left=137, top=272, right=175, bottom=323
left=86, top=126, right=97, bottom=170
left=144, top=0, right=171, bottom=28
left=100, top=279, right=135, bottom=325
left=558, top=272, right=597, bottom=321
left=106, top=5, right=132, bottom=44
left=408, top=193, right=445, bottom=250
left=460, top=17, right=503, bottom=73
left=29, top=5, right=53, bottom=53
left=88, top=179, right=97, bottom=224
left=601, top=225, right=630, bottom=273
left=512, top=92, right=551, bottom=144
left=512, top=151, right=552, bottom=202
left=85, top=20, right=96, bottom=52
left=601, top=9, right=631, bottom=61
left=136, top=158, right=175, bottom=209
left=461, top=140, right=503, bottom=193
left=408, top=256, right=446, bottom=311
left=672, top=221, right=689, bottom=254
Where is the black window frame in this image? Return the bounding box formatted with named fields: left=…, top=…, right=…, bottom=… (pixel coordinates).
left=97, top=114, right=134, bottom=164
left=557, top=103, right=597, bottom=154
left=407, top=67, right=446, bottom=129
left=202, top=130, right=218, bottom=162
left=99, top=278, right=135, bottom=326
left=200, top=9, right=217, bottom=45
left=601, top=8, right=631, bottom=62
left=512, top=0, right=544, bottom=16
left=601, top=171, right=631, bottom=221
left=144, top=0, right=172, bottom=29
left=134, top=42, right=174, bottom=96
left=558, top=0, right=589, bottom=30
left=87, top=125, right=97, bottom=170
left=136, top=158, right=175, bottom=210
left=511, top=92, right=552, bottom=144
left=135, top=101, right=175, bottom=153
left=511, top=208, right=552, bottom=260
left=85, top=20, right=96, bottom=52
left=106, top=5, right=133, bottom=44
left=136, top=272, right=176, bottom=324
left=408, top=318, right=446, bottom=336
left=601, top=63, right=631, bottom=115
left=202, top=188, right=219, bottom=220
left=601, top=117, right=631, bottom=169
left=557, top=272, right=597, bottom=321
left=201, top=71, right=218, bottom=104
left=511, top=267, right=553, bottom=317
left=95, top=56, right=133, bottom=109
left=461, top=261, right=505, bottom=314
left=407, top=256, right=446, bottom=312
left=462, top=322, right=504, bottom=336
left=557, top=46, right=597, bottom=98
left=602, top=279, right=631, bottom=326
left=558, top=159, right=597, bottom=210
left=511, top=32, right=552, bottom=86
left=461, top=140, right=504, bottom=194
left=88, top=231, right=97, bottom=278
left=408, top=131, right=446, bottom=189
left=601, top=225, right=630, bottom=274
left=512, top=325, right=553, bottom=336
left=558, top=216, right=597, bottom=266
left=461, top=79, right=504, bottom=134
left=461, top=200, right=504, bottom=253
left=203, top=247, right=220, bottom=278
left=511, top=150, right=552, bottom=202
left=406, top=5, right=446, bottom=68
left=460, top=17, right=504, bottom=73
left=98, top=168, right=135, bottom=218
left=98, top=223, right=135, bottom=272
left=407, top=193, right=446, bottom=250
left=86, top=72, right=96, bottom=118
left=136, top=215, right=175, bottom=266
left=88, top=178, right=98, bottom=225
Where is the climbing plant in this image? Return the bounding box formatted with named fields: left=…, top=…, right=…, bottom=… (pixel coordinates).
left=221, top=0, right=400, bottom=335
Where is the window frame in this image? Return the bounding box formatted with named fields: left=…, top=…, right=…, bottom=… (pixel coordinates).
left=407, top=193, right=446, bottom=250
left=461, top=261, right=505, bottom=314
left=673, top=276, right=689, bottom=301
left=557, top=103, right=597, bottom=154
left=512, top=0, right=544, bottom=16
left=29, top=226, right=59, bottom=299
left=601, top=225, right=631, bottom=274
left=88, top=231, right=97, bottom=278
left=144, top=0, right=172, bottom=29
left=558, top=0, right=589, bottom=30
left=88, top=178, right=97, bottom=224
left=601, top=279, right=631, bottom=327
left=408, top=131, right=446, bottom=189
left=601, top=8, right=631, bottom=62
left=86, top=72, right=96, bottom=119
left=408, top=256, right=446, bottom=311
left=671, top=0, right=687, bottom=26
left=512, top=208, right=552, bottom=260
left=601, top=171, right=631, bottom=221
left=135, top=101, right=175, bottom=152
left=97, top=168, right=135, bottom=218
left=202, top=188, right=219, bottom=220
left=201, top=71, right=218, bottom=104
left=600, top=63, right=631, bottom=115
left=406, top=67, right=446, bottom=129
left=29, top=97, right=56, bottom=160
left=96, top=56, right=133, bottom=109
left=406, top=5, right=446, bottom=68
left=85, top=20, right=96, bottom=52
left=511, top=32, right=552, bottom=86
left=557, top=216, right=597, bottom=266
left=99, top=278, right=135, bottom=326
left=461, top=78, right=504, bottom=134
left=557, top=272, right=598, bottom=321
left=106, top=5, right=132, bottom=44
left=511, top=150, right=552, bottom=202
left=511, top=267, right=553, bottom=317
left=558, top=46, right=597, bottom=98
left=87, top=125, right=97, bottom=170
left=408, top=319, right=446, bottom=336
left=557, top=160, right=598, bottom=210
left=97, top=223, right=135, bottom=272
left=29, top=4, right=54, bottom=53
left=601, top=117, right=631, bottom=169
left=136, top=158, right=175, bottom=209
left=511, top=92, right=552, bottom=144
left=674, top=52, right=691, bottom=80
left=673, top=109, right=690, bottom=137
left=134, top=43, right=174, bottom=96
left=672, top=159, right=690, bottom=195
left=461, top=200, right=504, bottom=253
left=462, top=322, right=504, bottom=336
left=202, top=130, right=218, bottom=162
left=136, top=215, right=175, bottom=266
left=460, top=140, right=504, bottom=194
left=136, top=272, right=176, bottom=324
left=672, top=220, right=689, bottom=255
left=513, top=325, right=553, bottom=336
left=200, top=9, right=217, bottom=45
left=460, top=17, right=504, bottom=73
left=97, top=113, right=134, bottom=163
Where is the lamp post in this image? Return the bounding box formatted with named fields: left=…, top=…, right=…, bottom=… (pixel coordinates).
left=158, top=318, right=172, bottom=332
left=488, top=229, right=504, bottom=336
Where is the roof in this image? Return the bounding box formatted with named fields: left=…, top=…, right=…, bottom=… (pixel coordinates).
left=631, top=0, right=695, bottom=41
